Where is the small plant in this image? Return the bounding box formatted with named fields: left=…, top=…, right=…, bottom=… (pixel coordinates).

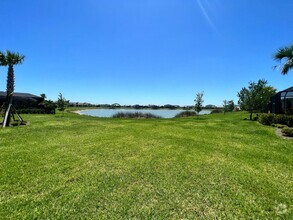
left=223, top=100, right=228, bottom=114
left=194, top=92, right=204, bottom=118
left=281, top=127, right=293, bottom=137
left=57, top=93, right=68, bottom=116
left=174, top=111, right=197, bottom=118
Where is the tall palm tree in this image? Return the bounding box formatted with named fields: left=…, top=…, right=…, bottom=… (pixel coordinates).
left=273, top=44, right=293, bottom=75
left=1, top=50, right=25, bottom=126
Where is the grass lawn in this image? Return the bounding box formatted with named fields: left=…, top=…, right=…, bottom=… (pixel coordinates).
left=0, top=111, right=292, bottom=219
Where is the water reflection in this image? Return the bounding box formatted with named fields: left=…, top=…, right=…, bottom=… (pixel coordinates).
left=78, top=109, right=211, bottom=118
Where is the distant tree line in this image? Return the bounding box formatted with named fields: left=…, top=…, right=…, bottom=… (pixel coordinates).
left=67, top=103, right=222, bottom=110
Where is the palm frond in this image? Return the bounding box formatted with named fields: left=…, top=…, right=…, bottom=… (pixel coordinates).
left=4, top=50, right=25, bottom=65
left=273, top=45, right=293, bottom=61
left=0, top=51, right=7, bottom=66
left=281, top=59, right=293, bottom=75
left=273, top=44, right=293, bottom=75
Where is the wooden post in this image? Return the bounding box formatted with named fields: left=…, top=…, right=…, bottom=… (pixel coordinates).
left=3, top=104, right=12, bottom=128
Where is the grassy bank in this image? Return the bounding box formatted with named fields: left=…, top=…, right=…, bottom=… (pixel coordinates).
left=0, top=112, right=292, bottom=219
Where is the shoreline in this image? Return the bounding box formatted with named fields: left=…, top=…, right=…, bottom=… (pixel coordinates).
left=71, top=108, right=212, bottom=118
left=72, top=110, right=89, bottom=115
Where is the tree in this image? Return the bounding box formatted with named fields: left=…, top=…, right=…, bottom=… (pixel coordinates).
left=223, top=100, right=228, bottom=114
left=237, top=79, right=276, bottom=120
left=273, top=44, right=293, bottom=75
left=40, top=93, right=47, bottom=99
left=0, top=50, right=25, bottom=127
left=194, top=92, right=204, bottom=118
left=227, top=100, right=235, bottom=112
left=57, top=93, right=68, bottom=116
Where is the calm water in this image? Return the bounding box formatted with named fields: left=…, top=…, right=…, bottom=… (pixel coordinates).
left=78, top=109, right=211, bottom=118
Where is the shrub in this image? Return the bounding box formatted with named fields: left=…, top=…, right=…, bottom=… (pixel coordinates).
left=274, top=115, right=293, bottom=127
left=253, top=116, right=259, bottom=121
left=210, top=109, right=223, bottom=114
left=281, top=127, right=293, bottom=137
left=174, top=111, right=197, bottom=118
left=112, top=112, right=161, bottom=119
left=273, top=114, right=288, bottom=125
left=17, top=108, right=55, bottom=114
left=258, top=114, right=293, bottom=127
left=287, top=115, right=293, bottom=127
left=258, top=114, right=275, bottom=125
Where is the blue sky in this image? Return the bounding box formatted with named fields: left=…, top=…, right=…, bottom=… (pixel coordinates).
left=0, top=0, right=292, bottom=106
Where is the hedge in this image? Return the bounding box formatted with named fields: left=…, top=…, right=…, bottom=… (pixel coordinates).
left=258, top=114, right=293, bottom=127
left=17, top=108, right=55, bottom=114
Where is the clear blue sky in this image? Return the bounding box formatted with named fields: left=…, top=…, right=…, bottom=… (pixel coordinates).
left=0, top=0, right=292, bottom=106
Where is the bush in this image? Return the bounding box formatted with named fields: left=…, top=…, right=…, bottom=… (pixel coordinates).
left=112, top=112, right=161, bottom=119
left=258, top=114, right=275, bottom=125
left=258, top=114, right=293, bottom=127
left=281, top=127, right=293, bottom=137
left=17, top=108, right=55, bottom=114
left=253, top=116, right=259, bottom=121
left=273, top=114, right=293, bottom=127
left=282, top=115, right=293, bottom=127
left=273, top=114, right=288, bottom=125
left=210, top=109, right=223, bottom=114
left=174, top=111, right=197, bottom=118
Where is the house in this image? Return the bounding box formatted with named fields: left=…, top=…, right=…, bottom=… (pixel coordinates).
left=269, top=87, right=293, bottom=114
left=0, top=92, right=44, bottom=109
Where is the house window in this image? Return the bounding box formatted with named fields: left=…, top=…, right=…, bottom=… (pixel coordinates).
left=285, top=91, right=293, bottom=114
left=281, top=91, right=293, bottom=114
left=281, top=92, right=286, bottom=113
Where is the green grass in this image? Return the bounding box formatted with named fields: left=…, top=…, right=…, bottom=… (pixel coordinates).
left=0, top=112, right=292, bottom=219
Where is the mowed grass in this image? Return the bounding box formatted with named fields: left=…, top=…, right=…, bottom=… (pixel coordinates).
left=0, top=112, right=292, bottom=219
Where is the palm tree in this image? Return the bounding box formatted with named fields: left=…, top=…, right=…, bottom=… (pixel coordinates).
left=273, top=44, right=293, bottom=75
left=0, top=51, right=5, bottom=71
left=1, top=50, right=25, bottom=126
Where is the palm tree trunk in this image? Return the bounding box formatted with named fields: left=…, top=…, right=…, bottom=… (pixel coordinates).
left=6, top=65, right=14, bottom=96
left=4, top=65, right=14, bottom=126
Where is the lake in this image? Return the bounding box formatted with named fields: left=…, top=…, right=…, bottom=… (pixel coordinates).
left=78, top=109, right=212, bottom=118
